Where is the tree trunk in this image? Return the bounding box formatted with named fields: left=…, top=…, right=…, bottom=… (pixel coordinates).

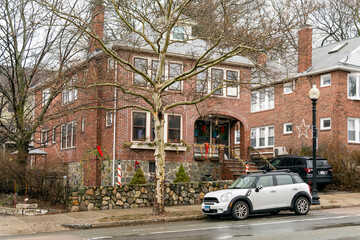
left=16, top=141, right=29, bottom=192
left=152, top=110, right=166, bottom=215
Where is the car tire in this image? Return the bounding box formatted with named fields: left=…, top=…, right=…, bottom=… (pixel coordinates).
left=232, top=201, right=249, bottom=220
left=294, top=197, right=310, bottom=215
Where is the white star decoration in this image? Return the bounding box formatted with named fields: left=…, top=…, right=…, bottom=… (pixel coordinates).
left=296, top=119, right=311, bottom=138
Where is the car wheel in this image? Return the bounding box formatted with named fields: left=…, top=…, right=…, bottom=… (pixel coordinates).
left=294, top=197, right=310, bottom=215
left=232, top=201, right=249, bottom=220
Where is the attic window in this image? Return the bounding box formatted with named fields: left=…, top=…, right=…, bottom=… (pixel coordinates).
left=328, top=42, right=348, bottom=54
left=173, top=26, right=185, bottom=40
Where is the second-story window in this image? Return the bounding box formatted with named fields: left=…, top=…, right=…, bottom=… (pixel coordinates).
left=251, top=88, right=274, bottom=112
left=62, top=78, right=77, bottom=105
left=42, top=88, right=50, bottom=106
left=348, top=74, right=360, bottom=100
left=41, top=130, right=48, bottom=147
left=226, top=70, right=239, bottom=97
left=106, top=110, right=114, bottom=126
left=168, top=63, right=182, bottom=90
left=61, top=121, right=76, bottom=149
left=134, top=58, right=148, bottom=87
left=196, top=68, right=208, bottom=93
left=212, top=68, right=223, bottom=95
left=321, top=74, right=331, bottom=87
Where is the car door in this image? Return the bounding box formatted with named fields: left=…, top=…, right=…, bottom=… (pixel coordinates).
left=250, top=175, right=277, bottom=211
left=275, top=174, right=298, bottom=208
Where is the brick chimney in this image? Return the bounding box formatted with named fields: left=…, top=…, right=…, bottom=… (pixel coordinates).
left=89, top=0, right=105, bottom=53
left=298, top=26, right=312, bottom=73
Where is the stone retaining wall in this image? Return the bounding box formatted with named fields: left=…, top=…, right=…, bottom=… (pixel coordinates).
left=68, top=181, right=233, bottom=212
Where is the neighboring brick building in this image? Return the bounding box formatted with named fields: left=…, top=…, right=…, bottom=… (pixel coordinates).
left=33, top=7, right=254, bottom=186
left=250, top=27, right=360, bottom=158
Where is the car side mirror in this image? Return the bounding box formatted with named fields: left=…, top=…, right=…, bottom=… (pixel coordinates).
left=255, top=185, right=263, bottom=192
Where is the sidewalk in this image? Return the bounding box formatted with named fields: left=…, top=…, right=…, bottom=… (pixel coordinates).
left=1, top=191, right=360, bottom=237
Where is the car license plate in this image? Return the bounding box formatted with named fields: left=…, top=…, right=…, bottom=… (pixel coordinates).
left=319, top=171, right=327, bottom=175
left=204, top=206, right=210, bottom=211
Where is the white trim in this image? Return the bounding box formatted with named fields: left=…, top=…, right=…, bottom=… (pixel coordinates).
left=348, top=73, right=360, bottom=100
left=283, top=122, right=293, bottom=134
left=234, top=129, right=241, bottom=144
left=320, top=74, right=331, bottom=87
left=52, top=127, right=56, bottom=144
left=283, top=81, right=294, bottom=94
left=348, top=117, right=360, bottom=143
left=320, top=117, right=331, bottom=130
left=250, top=125, right=274, bottom=148
left=60, top=121, right=76, bottom=149
left=42, top=88, right=50, bottom=106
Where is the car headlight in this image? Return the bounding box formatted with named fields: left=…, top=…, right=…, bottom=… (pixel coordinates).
left=220, top=192, right=232, bottom=202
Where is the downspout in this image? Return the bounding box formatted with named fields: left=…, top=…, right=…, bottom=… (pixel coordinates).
left=112, top=60, right=117, bottom=185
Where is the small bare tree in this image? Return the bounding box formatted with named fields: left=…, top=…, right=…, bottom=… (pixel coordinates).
left=0, top=0, right=85, bottom=190
left=40, top=0, right=310, bottom=214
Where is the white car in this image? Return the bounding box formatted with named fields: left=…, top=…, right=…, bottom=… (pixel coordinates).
left=201, top=171, right=312, bottom=220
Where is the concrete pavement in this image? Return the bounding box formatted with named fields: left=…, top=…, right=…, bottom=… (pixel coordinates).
left=1, top=191, right=360, bottom=237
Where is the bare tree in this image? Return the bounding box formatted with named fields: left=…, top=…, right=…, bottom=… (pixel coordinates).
left=40, top=0, right=310, bottom=214
left=311, top=0, right=360, bottom=46
left=0, top=0, right=85, bottom=190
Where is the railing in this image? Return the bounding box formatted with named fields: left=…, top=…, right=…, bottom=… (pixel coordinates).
left=248, top=147, right=276, bottom=170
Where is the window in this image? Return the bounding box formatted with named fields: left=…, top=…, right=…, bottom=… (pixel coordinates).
left=250, top=126, right=275, bottom=148
left=132, top=111, right=183, bottom=143
left=149, top=162, right=156, bottom=172
left=235, top=130, right=241, bottom=144
left=42, top=88, right=50, bottom=106
left=132, top=112, right=146, bottom=141
left=108, top=58, right=115, bottom=72
left=172, top=26, right=186, bottom=40
left=321, top=74, right=331, bottom=87
left=226, top=70, right=239, bottom=96
left=61, top=121, right=76, bottom=149
left=348, top=74, right=360, bottom=100
left=41, top=130, right=48, bottom=147
left=211, top=69, right=223, bottom=95
left=134, top=58, right=148, bottom=86
left=348, top=118, right=360, bottom=143
left=52, top=127, right=56, bottom=144
left=276, top=175, right=293, bottom=185
left=168, top=115, right=181, bottom=143
left=168, top=63, right=182, bottom=90
left=284, top=81, right=294, bottom=94
left=251, top=88, right=274, bottom=112
left=196, top=68, right=207, bottom=93
left=320, top=117, right=331, bottom=130
left=81, top=118, right=85, bottom=132
left=283, top=122, right=293, bottom=134
left=62, top=78, right=78, bottom=105
left=256, top=176, right=274, bottom=188
left=106, top=110, right=113, bottom=126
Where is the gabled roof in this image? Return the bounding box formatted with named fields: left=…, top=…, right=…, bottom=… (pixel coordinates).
left=304, top=36, right=360, bottom=76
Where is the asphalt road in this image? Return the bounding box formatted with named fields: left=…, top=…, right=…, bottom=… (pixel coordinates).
left=3, top=207, right=360, bottom=240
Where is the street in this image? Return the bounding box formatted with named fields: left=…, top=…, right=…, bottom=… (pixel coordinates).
left=3, top=207, right=360, bottom=240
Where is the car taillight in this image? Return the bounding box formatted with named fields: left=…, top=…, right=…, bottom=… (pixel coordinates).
left=305, top=168, right=313, bottom=173
left=309, top=184, right=311, bottom=194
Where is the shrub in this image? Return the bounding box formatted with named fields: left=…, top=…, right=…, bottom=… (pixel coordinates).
left=130, top=167, right=147, bottom=184
left=173, top=164, right=190, bottom=183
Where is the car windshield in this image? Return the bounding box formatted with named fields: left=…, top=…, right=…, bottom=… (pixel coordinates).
left=307, top=160, right=330, bottom=167
left=230, top=176, right=257, bottom=189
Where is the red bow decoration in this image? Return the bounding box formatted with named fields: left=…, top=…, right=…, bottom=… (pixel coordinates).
left=97, top=146, right=103, bottom=157
left=220, top=126, right=224, bottom=134
left=205, top=143, right=209, bottom=159
left=202, top=125, right=206, bottom=133
left=135, top=160, right=140, bottom=168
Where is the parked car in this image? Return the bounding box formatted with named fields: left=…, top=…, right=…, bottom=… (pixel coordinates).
left=201, top=171, right=312, bottom=220
left=260, top=156, right=333, bottom=190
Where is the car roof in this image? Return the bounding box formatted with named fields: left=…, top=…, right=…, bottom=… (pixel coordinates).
left=245, top=171, right=298, bottom=177
left=275, top=155, right=327, bottom=160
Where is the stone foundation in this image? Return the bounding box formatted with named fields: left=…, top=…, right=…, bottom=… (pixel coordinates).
left=68, top=181, right=232, bottom=212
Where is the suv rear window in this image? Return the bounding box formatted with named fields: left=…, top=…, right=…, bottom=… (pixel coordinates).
left=306, top=160, right=330, bottom=167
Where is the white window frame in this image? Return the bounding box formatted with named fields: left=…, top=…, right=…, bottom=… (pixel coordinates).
left=251, top=88, right=275, bottom=112
left=320, top=117, right=331, bottom=130
left=283, top=122, right=293, bottom=134
left=52, top=127, right=56, bottom=144
left=62, top=77, right=78, bottom=105
left=106, top=110, right=114, bottom=126
left=168, top=61, right=183, bottom=91
left=131, top=111, right=183, bottom=143
left=284, top=81, right=294, bottom=94
left=234, top=130, right=241, bottom=144
left=41, top=129, right=48, bottom=147
left=321, top=74, right=331, bottom=87
left=250, top=125, right=275, bottom=148
left=348, top=118, right=360, bottom=143
left=42, top=88, right=50, bottom=106
left=348, top=74, right=360, bottom=100
left=226, top=70, right=239, bottom=97
left=60, top=121, right=76, bottom=149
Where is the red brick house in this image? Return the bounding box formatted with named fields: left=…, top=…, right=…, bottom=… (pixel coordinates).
left=250, top=27, right=360, bottom=158
left=33, top=9, right=255, bottom=186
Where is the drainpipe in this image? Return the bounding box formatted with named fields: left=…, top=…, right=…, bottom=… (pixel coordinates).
left=112, top=60, right=117, bottom=186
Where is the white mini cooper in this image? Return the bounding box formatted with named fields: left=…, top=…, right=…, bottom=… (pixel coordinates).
left=201, top=171, right=312, bottom=220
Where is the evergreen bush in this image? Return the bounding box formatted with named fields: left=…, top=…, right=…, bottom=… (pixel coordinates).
left=173, top=164, right=190, bottom=183
left=130, top=167, right=147, bottom=184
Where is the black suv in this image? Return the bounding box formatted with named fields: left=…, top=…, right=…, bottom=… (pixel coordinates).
left=261, top=156, right=333, bottom=190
